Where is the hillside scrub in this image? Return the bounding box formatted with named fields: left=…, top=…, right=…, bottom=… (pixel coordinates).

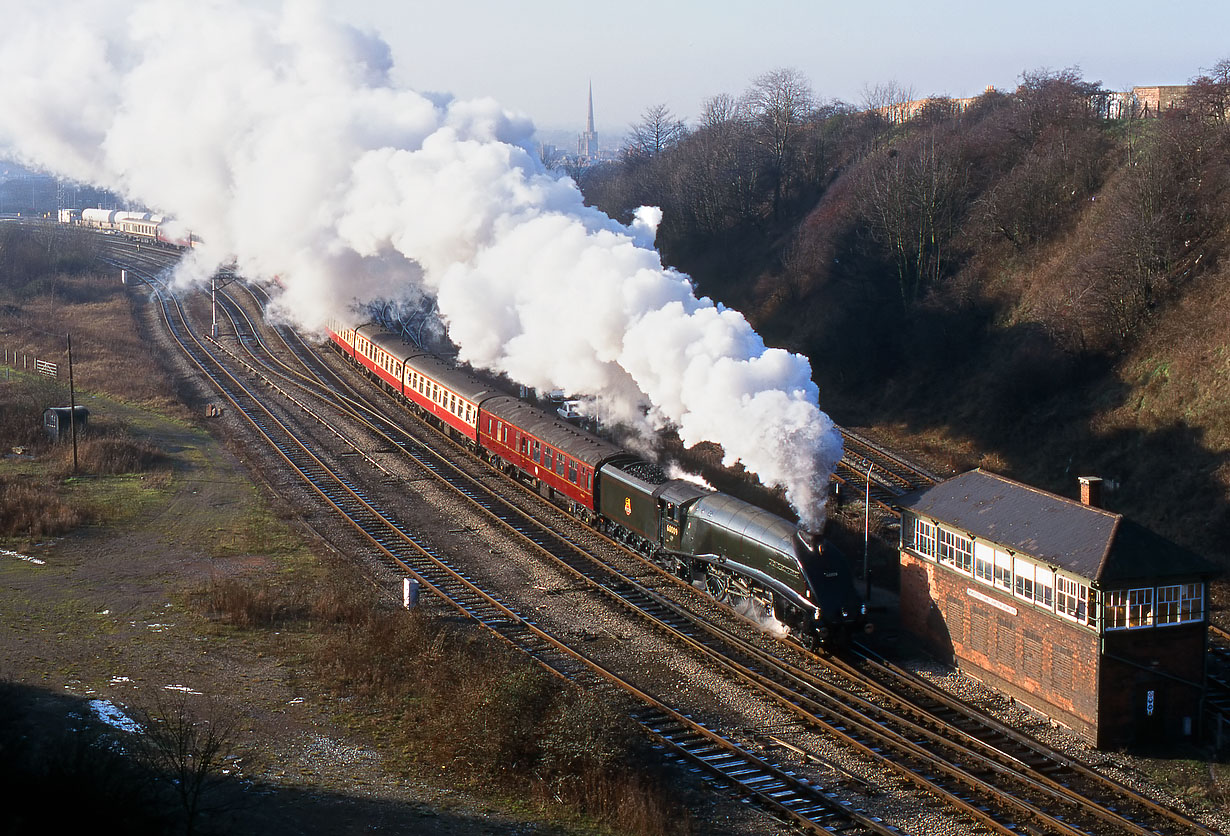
left=579, top=64, right=1230, bottom=568
left=0, top=224, right=188, bottom=413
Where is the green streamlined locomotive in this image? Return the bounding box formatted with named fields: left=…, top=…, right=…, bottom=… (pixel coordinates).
left=598, top=458, right=867, bottom=646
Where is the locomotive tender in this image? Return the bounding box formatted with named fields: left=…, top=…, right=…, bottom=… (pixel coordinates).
left=331, top=322, right=868, bottom=646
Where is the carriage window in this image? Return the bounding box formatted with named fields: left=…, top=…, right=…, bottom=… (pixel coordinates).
left=568, top=461, right=577, bottom=483
left=531, top=440, right=540, bottom=461
left=556, top=454, right=565, bottom=476
left=544, top=449, right=554, bottom=469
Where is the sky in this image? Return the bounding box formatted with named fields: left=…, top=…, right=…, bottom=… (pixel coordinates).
left=328, top=0, right=1230, bottom=135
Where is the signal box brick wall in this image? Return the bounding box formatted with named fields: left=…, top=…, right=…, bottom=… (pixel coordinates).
left=1099, top=626, right=1206, bottom=748
left=900, top=552, right=1101, bottom=742
left=896, top=469, right=1217, bottom=750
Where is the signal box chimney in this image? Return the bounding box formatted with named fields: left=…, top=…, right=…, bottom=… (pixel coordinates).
left=1078, top=476, right=1103, bottom=508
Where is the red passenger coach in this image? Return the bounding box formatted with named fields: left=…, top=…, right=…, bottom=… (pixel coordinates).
left=479, top=395, right=627, bottom=519
left=328, top=322, right=359, bottom=356
left=402, top=353, right=495, bottom=444
left=352, top=326, right=411, bottom=396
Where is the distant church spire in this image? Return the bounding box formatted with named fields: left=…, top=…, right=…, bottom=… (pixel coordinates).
left=579, top=81, right=599, bottom=160
left=586, top=81, right=595, bottom=134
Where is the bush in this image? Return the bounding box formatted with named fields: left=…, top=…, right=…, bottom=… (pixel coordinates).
left=57, top=434, right=173, bottom=476
left=201, top=574, right=373, bottom=629
left=0, top=474, right=88, bottom=537
left=201, top=573, right=691, bottom=835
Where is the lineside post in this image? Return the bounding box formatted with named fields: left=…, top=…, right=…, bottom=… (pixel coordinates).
left=864, top=462, right=872, bottom=602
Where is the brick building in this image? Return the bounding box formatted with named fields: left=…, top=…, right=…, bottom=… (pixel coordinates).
left=897, top=469, right=1217, bottom=749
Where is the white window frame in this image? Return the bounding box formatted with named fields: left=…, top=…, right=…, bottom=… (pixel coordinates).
left=1104, top=589, right=1128, bottom=630
left=993, top=550, right=1013, bottom=591
left=1180, top=583, right=1204, bottom=623
left=1056, top=575, right=1089, bottom=624
left=1013, top=556, right=1036, bottom=602
left=938, top=528, right=974, bottom=574
left=973, top=542, right=995, bottom=584
left=1127, top=587, right=1153, bottom=627
left=1034, top=566, right=1054, bottom=610
left=1157, top=583, right=1204, bottom=626
left=1105, top=587, right=1154, bottom=630
left=911, top=517, right=937, bottom=559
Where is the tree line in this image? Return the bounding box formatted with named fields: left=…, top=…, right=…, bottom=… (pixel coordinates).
left=576, top=61, right=1230, bottom=369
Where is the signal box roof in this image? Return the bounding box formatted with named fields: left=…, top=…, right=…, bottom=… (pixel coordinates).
left=896, top=469, right=1217, bottom=586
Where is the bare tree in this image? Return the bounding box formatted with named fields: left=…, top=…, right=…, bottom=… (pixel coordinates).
left=623, top=103, right=688, bottom=161
left=1013, top=67, right=1105, bottom=139
left=698, top=93, right=741, bottom=133
left=1183, top=58, right=1230, bottom=126
left=858, top=132, right=968, bottom=310
left=862, top=80, right=917, bottom=126
left=675, top=94, right=760, bottom=235
left=741, top=67, right=816, bottom=216
left=133, top=693, right=241, bottom=836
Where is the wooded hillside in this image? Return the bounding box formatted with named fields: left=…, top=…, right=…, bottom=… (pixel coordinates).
left=578, top=65, right=1230, bottom=568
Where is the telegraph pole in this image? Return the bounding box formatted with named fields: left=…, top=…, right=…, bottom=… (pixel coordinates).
left=67, top=332, right=79, bottom=474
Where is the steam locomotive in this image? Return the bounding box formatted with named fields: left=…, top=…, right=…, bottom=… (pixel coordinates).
left=330, top=322, right=868, bottom=647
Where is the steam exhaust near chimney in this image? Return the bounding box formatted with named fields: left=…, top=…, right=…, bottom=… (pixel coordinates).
left=1078, top=476, right=1103, bottom=508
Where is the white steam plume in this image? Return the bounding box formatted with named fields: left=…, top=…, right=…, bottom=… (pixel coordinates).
left=0, top=1, right=843, bottom=529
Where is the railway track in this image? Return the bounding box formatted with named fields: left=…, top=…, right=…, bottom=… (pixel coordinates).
left=835, top=643, right=1217, bottom=836
left=833, top=428, right=940, bottom=517
left=214, top=276, right=1224, bottom=835
left=105, top=240, right=1224, bottom=834
left=118, top=253, right=905, bottom=835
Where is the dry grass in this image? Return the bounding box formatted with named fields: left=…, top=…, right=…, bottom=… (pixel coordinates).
left=53, top=434, right=173, bottom=477
left=199, top=574, right=691, bottom=836
left=1, top=226, right=188, bottom=415
left=199, top=574, right=370, bottom=630
left=0, top=474, right=89, bottom=537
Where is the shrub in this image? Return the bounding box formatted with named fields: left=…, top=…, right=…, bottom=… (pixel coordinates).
left=56, top=435, right=173, bottom=476
left=0, top=475, right=88, bottom=537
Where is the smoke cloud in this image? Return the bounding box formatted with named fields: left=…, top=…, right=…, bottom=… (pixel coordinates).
left=0, top=1, right=842, bottom=528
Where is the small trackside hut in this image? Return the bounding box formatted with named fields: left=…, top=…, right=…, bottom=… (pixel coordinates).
left=43, top=405, right=89, bottom=442
left=896, top=469, right=1218, bottom=749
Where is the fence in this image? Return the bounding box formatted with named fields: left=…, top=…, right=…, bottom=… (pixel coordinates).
left=2, top=348, right=59, bottom=379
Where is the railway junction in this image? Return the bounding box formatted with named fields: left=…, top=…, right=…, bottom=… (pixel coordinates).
left=26, top=231, right=1228, bottom=835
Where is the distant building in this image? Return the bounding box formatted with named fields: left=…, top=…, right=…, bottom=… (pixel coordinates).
left=577, top=82, right=600, bottom=161
left=875, top=84, right=1195, bottom=125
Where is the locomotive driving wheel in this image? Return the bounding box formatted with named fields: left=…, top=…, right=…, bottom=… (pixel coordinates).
left=705, top=566, right=753, bottom=609
left=726, top=575, right=752, bottom=609
left=705, top=566, right=730, bottom=601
